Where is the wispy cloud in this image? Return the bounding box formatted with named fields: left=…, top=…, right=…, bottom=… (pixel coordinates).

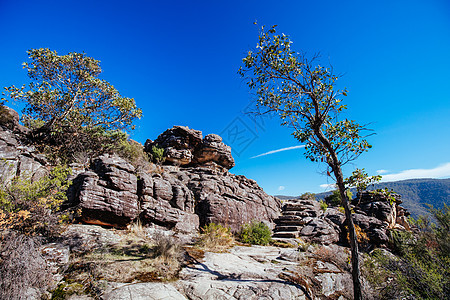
left=320, top=183, right=336, bottom=190
left=319, top=163, right=450, bottom=190
left=278, top=186, right=285, bottom=191
left=250, top=145, right=305, bottom=159
left=380, top=162, right=450, bottom=182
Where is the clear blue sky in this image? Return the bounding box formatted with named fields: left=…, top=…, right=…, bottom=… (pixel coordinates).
left=1, top=0, right=449, bottom=196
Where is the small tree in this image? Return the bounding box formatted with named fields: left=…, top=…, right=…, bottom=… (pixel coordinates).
left=3, top=48, right=142, bottom=160
left=239, top=25, right=374, bottom=299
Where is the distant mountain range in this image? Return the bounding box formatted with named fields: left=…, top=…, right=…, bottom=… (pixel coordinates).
left=275, top=178, right=449, bottom=218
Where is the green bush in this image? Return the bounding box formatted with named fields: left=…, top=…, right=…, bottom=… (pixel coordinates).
left=0, top=165, right=71, bottom=236
left=364, top=205, right=450, bottom=299
left=238, top=221, right=272, bottom=246
left=150, top=145, right=165, bottom=164
left=319, top=200, right=328, bottom=211
left=300, top=192, right=315, bottom=200
left=325, top=189, right=353, bottom=207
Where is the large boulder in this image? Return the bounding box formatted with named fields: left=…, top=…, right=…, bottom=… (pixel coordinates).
left=145, top=126, right=203, bottom=166
left=185, top=168, right=281, bottom=232
left=69, top=154, right=139, bottom=227
left=193, top=134, right=234, bottom=169
left=138, top=171, right=199, bottom=234
left=145, top=126, right=235, bottom=170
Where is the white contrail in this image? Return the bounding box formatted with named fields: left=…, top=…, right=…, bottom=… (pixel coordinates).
left=250, top=145, right=305, bottom=159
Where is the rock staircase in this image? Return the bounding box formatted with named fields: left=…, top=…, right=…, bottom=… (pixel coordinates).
left=272, top=199, right=320, bottom=240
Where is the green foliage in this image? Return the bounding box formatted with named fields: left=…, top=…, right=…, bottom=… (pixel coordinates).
left=374, top=187, right=397, bottom=205
left=0, top=165, right=71, bottom=235
left=300, top=192, right=315, bottom=200
left=150, top=145, right=165, bottom=165
left=112, top=135, right=151, bottom=169
left=325, top=189, right=352, bottom=207
left=319, top=200, right=328, bottom=212
left=238, top=25, right=372, bottom=168
left=3, top=48, right=142, bottom=162
left=325, top=190, right=341, bottom=207
left=238, top=221, right=272, bottom=246
left=366, top=206, right=450, bottom=299
left=196, top=223, right=235, bottom=252
left=345, top=168, right=381, bottom=195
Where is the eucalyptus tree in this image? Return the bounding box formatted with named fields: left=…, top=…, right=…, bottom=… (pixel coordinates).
left=4, top=48, right=142, bottom=160
left=239, top=25, right=374, bottom=299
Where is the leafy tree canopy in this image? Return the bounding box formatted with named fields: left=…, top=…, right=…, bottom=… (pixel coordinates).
left=5, top=48, right=142, bottom=133
left=3, top=49, right=142, bottom=161
left=238, top=26, right=372, bottom=169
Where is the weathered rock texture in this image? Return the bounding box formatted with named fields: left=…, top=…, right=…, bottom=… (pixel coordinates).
left=145, top=126, right=235, bottom=169
left=64, top=126, right=279, bottom=232
left=68, top=154, right=140, bottom=227
left=274, top=192, right=410, bottom=247
left=0, top=106, right=47, bottom=184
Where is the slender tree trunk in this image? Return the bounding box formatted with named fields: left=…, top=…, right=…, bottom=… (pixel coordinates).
left=334, top=168, right=363, bottom=300
left=315, top=129, right=363, bottom=300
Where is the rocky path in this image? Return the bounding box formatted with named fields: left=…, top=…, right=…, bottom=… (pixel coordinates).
left=100, top=244, right=353, bottom=300
left=103, top=246, right=307, bottom=300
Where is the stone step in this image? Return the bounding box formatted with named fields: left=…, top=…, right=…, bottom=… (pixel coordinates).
left=283, top=210, right=318, bottom=217
left=274, top=215, right=308, bottom=225
left=273, top=225, right=302, bottom=232
left=283, top=203, right=316, bottom=210
left=272, top=231, right=298, bottom=238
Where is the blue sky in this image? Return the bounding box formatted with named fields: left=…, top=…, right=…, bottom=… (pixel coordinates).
left=1, top=0, right=449, bottom=196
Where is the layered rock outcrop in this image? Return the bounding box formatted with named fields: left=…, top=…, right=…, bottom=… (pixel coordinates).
left=65, top=126, right=279, bottom=232
left=67, top=154, right=140, bottom=227
left=0, top=106, right=47, bottom=184
left=273, top=191, right=410, bottom=247
left=145, top=126, right=235, bottom=169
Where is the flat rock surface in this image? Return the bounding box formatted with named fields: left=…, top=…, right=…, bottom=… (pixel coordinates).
left=177, top=246, right=307, bottom=300
left=104, top=282, right=187, bottom=300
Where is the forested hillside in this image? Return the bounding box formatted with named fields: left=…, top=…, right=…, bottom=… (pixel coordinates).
left=278, top=178, right=449, bottom=218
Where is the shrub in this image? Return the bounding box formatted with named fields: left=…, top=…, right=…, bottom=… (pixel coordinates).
left=150, top=145, right=165, bottom=165
left=113, top=137, right=151, bottom=170
left=319, top=200, right=328, bottom=212
left=196, top=223, right=234, bottom=252
left=152, top=234, right=184, bottom=280
left=325, top=189, right=353, bottom=207
left=300, top=192, right=315, bottom=200
left=0, top=233, right=52, bottom=300
left=152, top=234, right=183, bottom=262
left=363, top=205, right=450, bottom=299
left=238, top=221, right=272, bottom=246
left=0, top=165, right=71, bottom=236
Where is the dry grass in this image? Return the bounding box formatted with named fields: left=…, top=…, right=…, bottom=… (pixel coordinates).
left=195, top=223, right=235, bottom=252
left=54, top=232, right=185, bottom=298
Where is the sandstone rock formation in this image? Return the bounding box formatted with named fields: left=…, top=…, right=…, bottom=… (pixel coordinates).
left=145, top=126, right=235, bottom=169
left=0, top=106, right=47, bottom=184
left=273, top=192, right=410, bottom=247
left=67, top=154, right=140, bottom=227
left=64, top=126, right=279, bottom=233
